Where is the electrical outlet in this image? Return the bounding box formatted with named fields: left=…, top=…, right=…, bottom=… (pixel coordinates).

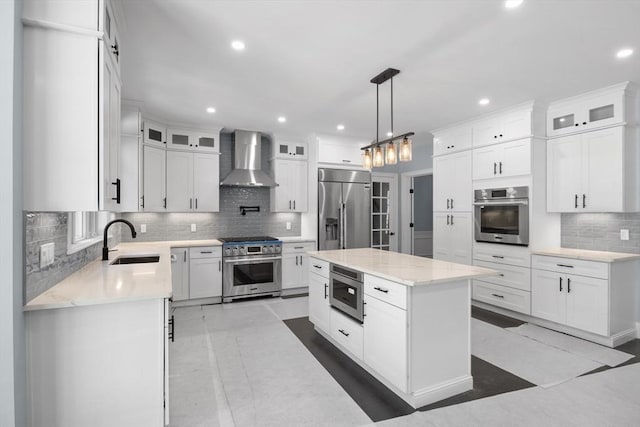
left=140, top=224, right=147, bottom=233
left=40, top=242, right=55, bottom=268
left=191, top=224, right=197, bottom=232
left=286, top=222, right=291, bottom=230
left=620, top=229, right=630, bottom=240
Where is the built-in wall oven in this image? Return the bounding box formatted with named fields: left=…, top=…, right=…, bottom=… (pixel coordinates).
left=474, top=186, right=529, bottom=246
left=220, top=236, right=282, bottom=303
left=329, top=263, right=364, bottom=323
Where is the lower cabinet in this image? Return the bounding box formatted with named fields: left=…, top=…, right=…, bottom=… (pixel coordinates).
left=330, top=309, right=363, bottom=360
left=282, top=241, right=316, bottom=290
left=363, top=293, right=407, bottom=392
left=26, top=298, right=169, bottom=427
left=308, top=264, right=330, bottom=332
left=433, top=212, right=472, bottom=264
left=472, top=258, right=532, bottom=315
left=170, top=246, right=222, bottom=301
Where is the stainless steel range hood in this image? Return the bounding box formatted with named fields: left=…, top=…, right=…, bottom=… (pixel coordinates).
left=220, top=130, right=278, bottom=187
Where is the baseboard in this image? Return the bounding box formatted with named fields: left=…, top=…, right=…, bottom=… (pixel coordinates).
left=281, top=287, right=309, bottom=297
left=411, top=375, right=474, bottom=408
left=171, top=296, right=221, bottom=307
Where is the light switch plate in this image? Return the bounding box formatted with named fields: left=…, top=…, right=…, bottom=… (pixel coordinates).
left=620, top=229, right=630, bottom=240
left=40, top=242, right=55, bottom=268
left=140, top=224, right=147, bottom=233
left=191, top=224, right=197, bottom=232
left=286, top=222, right=291, bottom=230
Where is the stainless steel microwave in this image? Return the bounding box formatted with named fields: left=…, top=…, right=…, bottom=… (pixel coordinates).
left=474, top=186, right=529, bottom=246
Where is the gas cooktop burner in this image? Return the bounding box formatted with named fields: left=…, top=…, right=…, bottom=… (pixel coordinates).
left=219, top=236, right=279, bottom=243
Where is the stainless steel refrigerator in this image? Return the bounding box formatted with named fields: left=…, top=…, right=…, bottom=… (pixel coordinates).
left=318, top=168, right=371, bottom=250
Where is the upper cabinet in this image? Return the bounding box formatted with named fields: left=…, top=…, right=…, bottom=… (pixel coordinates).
left=103, top=0, right=121, bottom=75
left=273, top=140, right=308, bottom=160
left=433, top=125, right=472, bottom=156
left=472, top=107, right=536, bottom=148
left=316, top=135, right=367, bottom=166
left=144, top=120, right=167, bottom=147
left=270, top=159, right=308, bottom=212
left=472, top=139, right=531, bottom=181
left=547, top=83, right=638, bottom=138
left=167, top=128, right=221, bottom=153
left=23, top=0, right=123, bottom=211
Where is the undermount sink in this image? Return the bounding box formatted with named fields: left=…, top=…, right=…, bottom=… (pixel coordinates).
left=110, top=255, right=160, bottom=265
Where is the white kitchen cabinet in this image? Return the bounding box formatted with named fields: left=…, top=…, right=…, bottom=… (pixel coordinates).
left=189, top=247, right=222, bottom=299
left=547, top=83, right=636, bottom=137
left=274, top=140, right=308, bottom=160
left=330, top=309, right=364, bottom=360
left=473, top=138, right=531, bottom=180
left=26, top=298, right=169, bottom=427
left=308, top=267, right=331, bottom=333
left=167, top=129, right=195, bottom=151
left=363, top=291, right=408, bottom=392
left=120, top=103, right=142, bottom=212
left=547, top=126, right=639, bottom=212
left=144, top=120, right=167, bottom=147
left=317, top=138, right=366, bottom=166
left=433, top=212, right=472, bottom=265
left=193, top=130, right=220, bottom=153
left=166, top=152, right=220, bottom=212
left=103, top=0, right=121, bottom=74
left=142, top=144, right=167, bottom=211
left=473, top=108, right=532, bottom=147
left=282, top=241, right=316, bottom=290
left=433, top=125, right=472, bottom=156
left=433, top=151, right=472, bottom=212
left=171, top=248, right=190, bottom=301
left=23, top=0, right=123, bottom=211
left=270, top=159, right=308, bottom=212
left=530, top=254, right=638, bottom=342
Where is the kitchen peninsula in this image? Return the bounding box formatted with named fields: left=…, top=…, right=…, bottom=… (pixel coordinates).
left=307, top=248, right=497, bottom=408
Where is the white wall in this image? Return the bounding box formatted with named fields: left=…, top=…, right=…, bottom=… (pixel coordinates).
left=0, top=1, right=25, bottom=426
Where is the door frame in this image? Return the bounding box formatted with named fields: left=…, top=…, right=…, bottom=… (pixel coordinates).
left=400, top=168, right=433, bottom=254
left=371, top=172, right=399, bottom=252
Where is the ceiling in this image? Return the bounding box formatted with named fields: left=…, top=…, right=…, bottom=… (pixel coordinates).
left=120, top=0, right=640, bottom=140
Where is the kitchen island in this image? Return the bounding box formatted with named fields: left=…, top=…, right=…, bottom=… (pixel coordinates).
left=307, top=248, right=497, bottom=408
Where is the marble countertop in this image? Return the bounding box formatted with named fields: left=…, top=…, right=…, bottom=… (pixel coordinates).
left=532, top=247, right=640, bottom=263
left=24, top=240, right=222, bottom=312
left=307, top=248, right=498, bottom=286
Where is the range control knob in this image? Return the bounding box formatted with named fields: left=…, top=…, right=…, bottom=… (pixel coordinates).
left=262, top=246, right=268, bottom=253
left=232, top=247, right=239, bottom=256
left=239, top=247, right=246, bottom=255
left=224, top=248, right=232, bottom=256
left=275, top=246, right=282, bottom=253
left=269, top=245, right=274, bottom=253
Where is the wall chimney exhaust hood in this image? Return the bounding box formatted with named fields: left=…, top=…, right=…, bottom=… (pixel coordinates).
left=220, top=130, right=278, bottom=187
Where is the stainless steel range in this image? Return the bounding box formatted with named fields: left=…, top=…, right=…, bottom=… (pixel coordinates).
left=220, top=236, right=282, bottom=303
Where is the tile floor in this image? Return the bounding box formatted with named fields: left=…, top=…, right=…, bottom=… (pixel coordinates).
left=169, top=296, right=640, bottom=427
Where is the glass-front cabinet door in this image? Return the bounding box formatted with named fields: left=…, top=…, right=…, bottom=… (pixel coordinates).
left=193, top=131, right=219, bottom=153
left=275, top=141, right=308, bottom=159
left=167, top=129, right=194, bottom=150
left=143, top=120, right=166, bottom=147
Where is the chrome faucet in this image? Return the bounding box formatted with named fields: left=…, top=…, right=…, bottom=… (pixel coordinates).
left=103, top=219, right=137, bottom=261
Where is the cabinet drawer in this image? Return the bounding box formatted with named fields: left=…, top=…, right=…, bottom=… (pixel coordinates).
left=474, top=260, right=531, bottom=291
left=309, top=258, right=330, bottom=279
left=189, top=246, right=222, bottom=259
left=283, top=241, right=316, bottom=253
left=473, top=281, right=531, bottom=315
left=473, top=243, right=531, bottom=267
left=531, top=255, right=608, bottom=279
left=330, top=309, right=363, bottom=360
left=364, top=275, right=407, bottom=310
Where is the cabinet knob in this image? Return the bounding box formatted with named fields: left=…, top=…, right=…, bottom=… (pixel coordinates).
left=494, top=135, right=498, bottom=139
left=575, top=123, right=579, bottom=127
left=499, top=134, right=503, bottom=137
left=582, top=122, right=587, bottom=125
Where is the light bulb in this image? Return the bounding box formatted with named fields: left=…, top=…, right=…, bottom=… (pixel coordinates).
left=385, top=141, right=397, bottom=165
left=399, top=137, right=412, bottom=162
left=373, top=146, right=385, bottom=167
left=363, top=149, right=372, bottom=169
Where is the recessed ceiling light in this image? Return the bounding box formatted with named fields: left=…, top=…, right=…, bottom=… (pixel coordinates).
left=206, top=107, right=216, bottom=114
left=386, top=132, right=393, bottom=137
left=504, top=0, right=523, bottom=9
left=337, top=124, right=345, bottom=131
left=479, top=98, right=490, bottom=106
left=277, top=116, right=286, bottom=123
left=616, top=48, right=634, bottom=59
left=231, top=40, right=245, bottom=51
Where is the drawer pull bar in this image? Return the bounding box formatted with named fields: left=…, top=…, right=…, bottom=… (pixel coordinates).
left=200, top=251, right=213, bottom=254
left=491, top=293, right=505, bottom=299
left=498, top=273, right=505, bottom=277
left=313, top=264, right=322, bottom=269
left=338, top=329, right=350, bottom=337
left=374, top=286, right=389, bottom=293
left=294, top=246, right=304, bottom=249
left=492, top=255, right=504, bottom=259
left=556, top=264, right=574, bottom=268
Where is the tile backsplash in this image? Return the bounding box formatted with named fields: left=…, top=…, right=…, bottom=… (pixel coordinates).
left=120, top=186, right=301, bottom=242
left=561, top=213, right=640, bottom=254
left=24, top=212, right=120, bottom=302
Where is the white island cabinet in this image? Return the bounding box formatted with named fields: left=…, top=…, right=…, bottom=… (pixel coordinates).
left=307, top=248, right=497, bottom=408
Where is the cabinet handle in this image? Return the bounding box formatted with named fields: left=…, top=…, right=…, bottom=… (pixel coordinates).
left=582, top=194, right=586, bottom=208
left=342, top=160, right=352, bottom=163
left=218, top=260, right=221, bottom=271
left=313, top=264, right=322, bottom=269
left=324, top=283, right=328, bottom=299
left=168, top=315, right=175, bottom=342
left=338, top=329, right=350, bottom=337
left=499, top=134, right=503, bottom=137
left=498, top=273, right=505, bottom=277
left=196, top=198, right=198, bottom=209
left=111, top=178, right=121, bottom=204
left=446, top=214, right=450, bottom=225
left=567, top=278, right=571, bottom=293
left=299, top=256, right=302, bottom=266
left=200, top=251, right=213, bottom=254
left=289, top=200, right=292, bottom=210
left=494, top=135, right=498, bottom=139
left=141, top=195, right=145, bottom=209
left=499, top=162, right=503, bottom=174
left=163, top=197, right=167, bottom=209
left=556, top=263, right=574, bottom=268
left=295, top=256, right=298, bottom=266
left=494, top=162, right=497, bottom=175
left=559, top=277, right=563, bottom=292
left=190, top=198, right=192, bottom=209
left=575, top=194, right=578, bottom=208
left=582, top=122, right=587, bottom=125
left=451, top=199, right=454, bottom=209
left=184, top=250, right=186, bottom=262
left=294, top=246, right=304, bottom=249
left=491, top=293, right=505, bottom=299
left=492, top=255, right=504, bottom=259
left=447, top=198, right=450, bottom=209
left=450, top=215, right=454, bottom=225
left=374, top=286, right=389, bottom=293
left=111, top=43, right=119, bottom=58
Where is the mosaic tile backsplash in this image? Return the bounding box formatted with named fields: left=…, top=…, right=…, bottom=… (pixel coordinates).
left=24, top=212, right=120, bottom=302
left=561, top=213, right=640, bottom=254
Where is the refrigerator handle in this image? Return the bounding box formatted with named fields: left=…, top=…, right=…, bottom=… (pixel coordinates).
left=337, top=206, right=342, bottom=249
left=342, top=203, right=347, bottom=249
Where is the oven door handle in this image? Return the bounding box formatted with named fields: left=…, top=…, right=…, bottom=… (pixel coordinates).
left=224, top=257, right=282, bottom=264
left=473, top=200, right=528, bottom=206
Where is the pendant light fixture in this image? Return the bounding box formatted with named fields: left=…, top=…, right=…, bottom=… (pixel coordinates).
left=362, top=68, right=414, bottom=168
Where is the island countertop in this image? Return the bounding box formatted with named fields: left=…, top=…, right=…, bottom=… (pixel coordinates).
left=24, top=240, right=222, bottom=312
left=307, top=248, right=498, bottom=286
